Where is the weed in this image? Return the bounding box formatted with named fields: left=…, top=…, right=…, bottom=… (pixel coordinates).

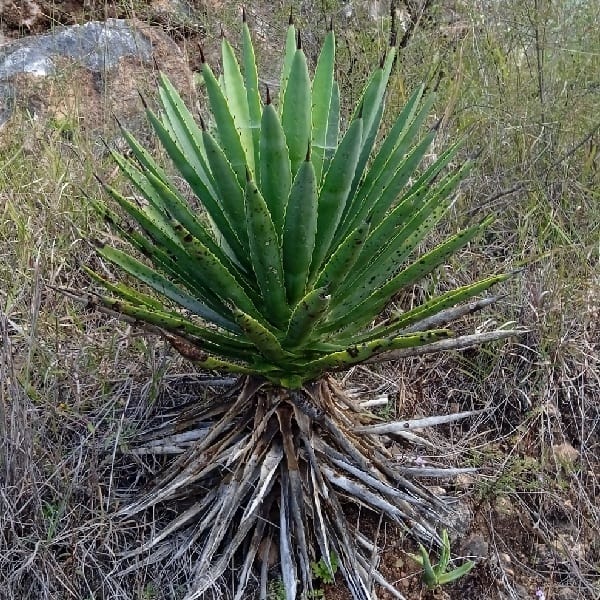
left=310, top=552, right=339, bottom=585
left=408, top=529, right=475, bottom=590
left=268, top=578, right=286, bottom=600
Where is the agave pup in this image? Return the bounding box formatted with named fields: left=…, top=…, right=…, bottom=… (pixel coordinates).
left=67, top=12, right=520, bottom=600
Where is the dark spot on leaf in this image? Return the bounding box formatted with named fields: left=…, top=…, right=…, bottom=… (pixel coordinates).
left=347, top=346, right=359, bottom=358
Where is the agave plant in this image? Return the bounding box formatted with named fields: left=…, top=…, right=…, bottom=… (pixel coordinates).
left=66, top=12, right=520, bottom=600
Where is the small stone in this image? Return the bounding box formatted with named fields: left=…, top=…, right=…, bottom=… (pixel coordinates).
left=461, top=534, right=489, bottom=559
left=444, top=500, right=473, bottom=537
left=556, top=587, right=577, bottom=600
left=495, top=496, right=517, bottom=516
left=455, top=473, right=475, bottom=487
left=552, top=442, right=579, bottom=465
left=497, top=552, right=514, bottom=576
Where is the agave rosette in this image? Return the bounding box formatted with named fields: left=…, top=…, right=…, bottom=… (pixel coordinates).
left=77, top=19, right=513, bottom=390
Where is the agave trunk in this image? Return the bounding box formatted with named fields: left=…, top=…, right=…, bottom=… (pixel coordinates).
left=114, top=374, right=481, bottom=600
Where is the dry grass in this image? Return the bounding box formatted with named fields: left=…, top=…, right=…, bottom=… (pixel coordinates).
left=1, top=1, right=599, bottom=599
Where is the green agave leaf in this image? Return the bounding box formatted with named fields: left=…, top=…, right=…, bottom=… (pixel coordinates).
left=311, top=29, right=335, bottom=184
left=100, top=180, right=182, bottom=252
left=279, top=22, right=297, bottom=106
left=356, top=84, right=425, bottom=196
left=323, top=80, right=340, bottom=175
left=419, top=545, right=438, bottom=588
left=283, top=156, right=318, bottom=305
left=336, top=90, right=437, bottom=245
left=344, top=128, right=437, bottom=242
left=346, top=49, right=396, bottom=204
left=283, top=287, right=330, bottom=349
left=119, top=120, right=210, bottom=201
left=303, top=340, right=347, bottom=354
left=310, top=115, right=363, bottom=280
left=221, top=37, right=255, bottom=174
left=86, top=292, right=253, bottom=360
left=91, top=197, right=230, bottom=318
left=281, top=45, right=312, bottom=177
left=143, top=106, right=248, bottom=267
left=91, top=246, right=239, bottom=331
left=342, top=133, right=435, bottom=251
left=174, top=227, right=264, bottom=322
left=314, top=222, right=370, bottom=298
left=202, top=61, right=248, bottom=185
left=84, top=266, right=163, bottom=311
left=407, top=549, right=425, bottom=567
left=241, top=17, right=262, bottom=175
left=436, top=561, right=475, bottom=586
left=245, top=177, right=290, bottom=328
left=107, top=146, right=172, bottom=217
left=366, top=94, right=439, bottom=226
left=439, top=530, right=451, bottom=574
left=343, top=274, right=508, bottom=343
left=305, top=329, right=452, bottom=372
left=202, top=128, right=249, bottom=251
left=324, top=217, right=494, bottom=334
left=110, top=144, right=249, bottom=282
left=157, top=73, right=211, bottom=184
left=233, top=308, right=288, bottom=363
left=391, top=137, right=464, bottom=217
left=259, top=101, right=292, bottom=236
left=118, top=121, right=246, bottom=272
left=335, top=163, right=472, bottom=308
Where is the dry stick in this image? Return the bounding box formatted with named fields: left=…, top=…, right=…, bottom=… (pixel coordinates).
left=398, top=295, right=503, bottom=333
left=354, top=409, right=485, bottom=435
left=259, top=535, right=273, bottom=599
left=233, top=495, right=274, bottom=600
left=467, top=184, right=526, bottom=217
left=356, top=553, right=408, bottom=600
left=395, top=0, right=436, bottom=50
left=546, top=120, right=600, bottom=172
